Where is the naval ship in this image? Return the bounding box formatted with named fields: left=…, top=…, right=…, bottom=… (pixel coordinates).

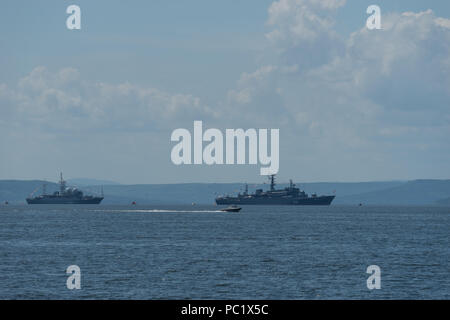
left=215, top=175, right=335, bottom=205
left=26, top=173, right=104, bottom=204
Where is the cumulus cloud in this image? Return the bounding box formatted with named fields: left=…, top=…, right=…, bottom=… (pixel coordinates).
left=232, top=4, right=449, bottom=134
left=267, top=0, right=346, bottom=41
left=265, top=0, right=346, bottom=70
left=0, top=66, right=218, bottom=133
left=223, top=2, right=450, bottom=179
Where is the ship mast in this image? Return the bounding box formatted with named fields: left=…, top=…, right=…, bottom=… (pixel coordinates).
left=269, top=174, right=275, bottom=191
left=59, top=172, right=66, bottom=194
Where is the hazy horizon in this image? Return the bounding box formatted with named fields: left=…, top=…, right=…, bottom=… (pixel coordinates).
left=4, top=175, right=449, bottom=186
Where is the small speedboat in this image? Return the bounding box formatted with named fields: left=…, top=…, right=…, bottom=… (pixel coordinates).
left=220, top=205, right=242, bottom=212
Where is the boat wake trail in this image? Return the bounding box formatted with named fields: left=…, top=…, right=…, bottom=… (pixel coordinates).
left=91, top=209, right=223, bottom=213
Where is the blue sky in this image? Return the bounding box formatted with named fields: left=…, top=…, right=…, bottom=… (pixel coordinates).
left=1, top=0, right=450, bottom=183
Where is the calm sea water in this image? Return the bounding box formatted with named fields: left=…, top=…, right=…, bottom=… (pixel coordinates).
left=0, top=205, right=448, bottom=299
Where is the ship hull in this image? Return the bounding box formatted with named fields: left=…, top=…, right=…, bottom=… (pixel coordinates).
left=26, top=197, right=103, bottom=204
left=216, top=195, right=335, bottom=206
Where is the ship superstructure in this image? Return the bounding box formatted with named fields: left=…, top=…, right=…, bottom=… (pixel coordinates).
left=215, top=175, right=335, bottom=205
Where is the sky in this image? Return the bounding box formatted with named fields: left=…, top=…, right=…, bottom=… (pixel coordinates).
left=1, top=0, right=450, bottom=184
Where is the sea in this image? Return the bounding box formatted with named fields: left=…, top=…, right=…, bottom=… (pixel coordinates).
left=0, top=204, right=448, bottom=299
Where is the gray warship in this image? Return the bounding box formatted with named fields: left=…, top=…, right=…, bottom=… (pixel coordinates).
left=26, top=173, right=104, bottom=204
left=215, top=175, right=335, bottom=205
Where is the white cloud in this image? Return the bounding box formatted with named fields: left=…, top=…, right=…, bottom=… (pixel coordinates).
left=435, top=17, right=450, bottom=28
left=236, top=4, right=450, bottom=133
left=223, top=3, right=450, bottom=179
left=1, top=66, right=217, bottom=133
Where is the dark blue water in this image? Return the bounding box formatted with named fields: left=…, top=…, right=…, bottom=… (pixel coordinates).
left=0, top=205, right=448, bottom=299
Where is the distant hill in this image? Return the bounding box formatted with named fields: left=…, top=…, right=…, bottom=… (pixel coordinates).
left=335, top=180, right=450, bottom=205
left=100, top=183, right=243, bottom=205
left=436, top=197, right=450, bottom=206
left=67, top=178, right=120, bottom=186
left=0, top=180, right=58, bottom=204
left=1, top=179, right=449, bottom=205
